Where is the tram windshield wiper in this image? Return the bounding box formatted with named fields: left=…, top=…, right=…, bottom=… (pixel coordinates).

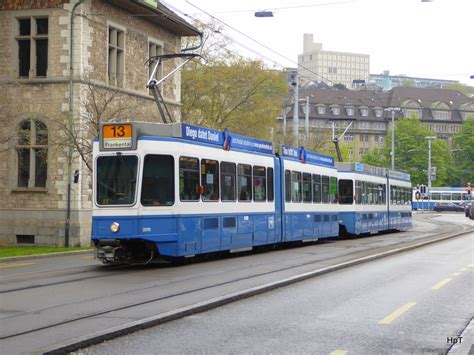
left=116, top=152, right=136, bottom=184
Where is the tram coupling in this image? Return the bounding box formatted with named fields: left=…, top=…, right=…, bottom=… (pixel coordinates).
left=94, top=239, right=157, bottom=264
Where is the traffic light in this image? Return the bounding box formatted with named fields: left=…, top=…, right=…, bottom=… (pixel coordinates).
left=420, top=185, right=426, bottom=194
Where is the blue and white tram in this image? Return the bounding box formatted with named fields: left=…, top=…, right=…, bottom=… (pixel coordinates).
left=91, top=121, right=413, bottom=264
left=280, top=146, right=339, bottom=242
left=93, top=122, right=281, bottom=263
left=412, top=187, right=470, bottom=210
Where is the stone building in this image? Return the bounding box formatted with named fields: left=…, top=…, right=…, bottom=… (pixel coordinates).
left=0, top=0, right=200, bottom=246
left=284, top=87, right=474, bottom=161
left=298, top=34, right=370, bottom=89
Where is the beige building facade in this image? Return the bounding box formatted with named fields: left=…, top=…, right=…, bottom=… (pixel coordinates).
left=0, top=0, right=199, bottom=246
left=298, top=34, right=370, bottom=88
left=284, top=87, right=474, bottom=162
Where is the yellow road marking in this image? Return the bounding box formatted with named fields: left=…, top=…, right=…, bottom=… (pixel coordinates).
left=459, top=268, right=468, bottom=272
left=0, top=262, right=35, bottom=269
left=452, top=272, right=462, bottom=276
left=379, top=302, right=416, bottom=325
left=82, top=256, right=94, bottom=259
left=432, top=278, right=452, bottom=290
left=330, top=350, right=348, bottom=355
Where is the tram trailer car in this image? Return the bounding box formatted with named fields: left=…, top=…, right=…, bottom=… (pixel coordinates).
left=92, top=122, right=412, bottom=264
left=335, top=163, right=411, bottom=235
left=280, top=146, right=339, bottom=242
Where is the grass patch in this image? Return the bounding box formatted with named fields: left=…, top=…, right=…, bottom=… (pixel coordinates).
left=0, top=246, right=93, bottom=258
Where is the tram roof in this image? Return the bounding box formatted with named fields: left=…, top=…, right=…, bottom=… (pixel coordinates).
left=278, top=145, right=335, bottom=168
left=336, top=162, right=411, bottom=181
left=108, top=122, right=274, bottom=155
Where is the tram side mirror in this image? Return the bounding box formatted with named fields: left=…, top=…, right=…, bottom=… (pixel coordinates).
left=198, top=185, right=205, bottom=194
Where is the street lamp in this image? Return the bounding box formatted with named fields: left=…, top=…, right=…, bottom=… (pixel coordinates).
left=385, top=107, right=401, bottom=170
left=425, top=136, right=436, bottom=205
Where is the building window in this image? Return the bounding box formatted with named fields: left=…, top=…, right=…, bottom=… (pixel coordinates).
left=433, top=111, right=450, bottom=120
left=374, top=109, right=383, bottom=118
left=345, top=107, right=354, bottom=116
left=16, top=119, right=48, bottom=188
left=108, top=26, right=125, bottom=87
left=360, top=107, right=368, bottom=117
left=316, top=105, right=325, bottom=115
left=331, top=106, right=340, bottom=115
left=344, top=134, right=354, bottom=142
left=358, top=121, right=370, bottom=129
left=148, top=41, right=163, bottom=95
left=16, top=17, right=48, bottom=78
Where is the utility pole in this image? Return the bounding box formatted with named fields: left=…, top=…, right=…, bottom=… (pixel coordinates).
left=385, top=107, right=401, bottom=170
left=304, top=96, right=309, bottom=140
left=426, top=136, right=436, bottom=207
left=292, top=73, right=299, bottom=146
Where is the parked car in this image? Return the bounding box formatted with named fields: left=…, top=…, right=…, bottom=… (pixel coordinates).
left=469, top=204, right=474, bottom=220
left=433, top=202, right=465, bottom=212
left=464, top=203, right=473, bottom=217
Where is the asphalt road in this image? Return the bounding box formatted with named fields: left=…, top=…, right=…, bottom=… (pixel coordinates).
left=82, top=229, right=474, bottom=354
left=0, top=213, right=472, bottom=354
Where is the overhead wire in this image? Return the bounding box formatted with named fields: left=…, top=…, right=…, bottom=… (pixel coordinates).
left=163, top=0, right=337, bottom=85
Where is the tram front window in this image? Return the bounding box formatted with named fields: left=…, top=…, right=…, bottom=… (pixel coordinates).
left=96, top=155, right=138, bottom=205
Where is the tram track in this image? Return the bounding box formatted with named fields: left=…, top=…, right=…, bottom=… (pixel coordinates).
left=2, top=215, right=472, bottom=348
left=0, top=213, right=464, bottom=297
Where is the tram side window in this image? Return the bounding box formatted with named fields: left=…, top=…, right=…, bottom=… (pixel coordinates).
left=201, top=159, right=219, bottom=201
left=312, top=174, right=321, bottom=203
left=431, top=192, right=441, bottom=200
left=285, top=170, right=291, bottom=202
left=321, top=175, right=330, bottom=203
left=330, top=177, right=338, bottom=203
left=362, top=181, right=368, bottom=204
left=338, top=179, right=353, bottom=204
left=238, top=164, right=252, bottom=201
left=367, top=182, right=374, bottom=205
left=221, top=162, right=236, bottom=201
left=253, top=166, right=266, bottom=202
left=141, top=154, right=174, bottom=206
left=267, top=167, right=274, bottom=202
left=441, top=193, right=451, bottom=201
left=291, top=171, right=302, bottom=202
left=303, top=173, right=312, bottom=202
left=355, top=180, right=361, bottom=204
left=378, top=184, right=386, bottom=205
left=179, top=156, right=199, bottom=201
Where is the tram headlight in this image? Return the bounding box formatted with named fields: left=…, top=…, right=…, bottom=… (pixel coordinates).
left=110, top=222, right=120, bottom=233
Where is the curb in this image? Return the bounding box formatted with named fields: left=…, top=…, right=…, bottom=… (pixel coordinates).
left=42, top=227, right=473, bottom=354
left=0, top=249, right=93, bottom=263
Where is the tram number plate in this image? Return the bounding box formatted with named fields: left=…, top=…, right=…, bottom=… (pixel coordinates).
left=102, top=124, right=133, bottom=149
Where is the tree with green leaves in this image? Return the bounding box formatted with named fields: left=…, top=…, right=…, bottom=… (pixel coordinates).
left=451, top=117, right=474, bottom=186
left=181, top=21, right=288, bottom=141
left=362, top=116, right=452, bottom=186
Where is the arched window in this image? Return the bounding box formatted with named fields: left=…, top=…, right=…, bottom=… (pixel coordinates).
left=16, top=119, right=48, bottom=188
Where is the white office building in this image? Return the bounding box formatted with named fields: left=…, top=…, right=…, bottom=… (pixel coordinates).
left=298, top=34, right=370, bottom=88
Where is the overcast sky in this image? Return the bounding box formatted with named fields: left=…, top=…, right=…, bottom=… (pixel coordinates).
left=168, top=0, right=473, bottom=85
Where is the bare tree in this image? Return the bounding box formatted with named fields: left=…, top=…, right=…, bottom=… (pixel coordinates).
left=56, top=78, right=140, bottom=172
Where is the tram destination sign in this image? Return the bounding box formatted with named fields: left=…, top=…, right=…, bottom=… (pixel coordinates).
left=100, top=123, right=136, bottom=150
